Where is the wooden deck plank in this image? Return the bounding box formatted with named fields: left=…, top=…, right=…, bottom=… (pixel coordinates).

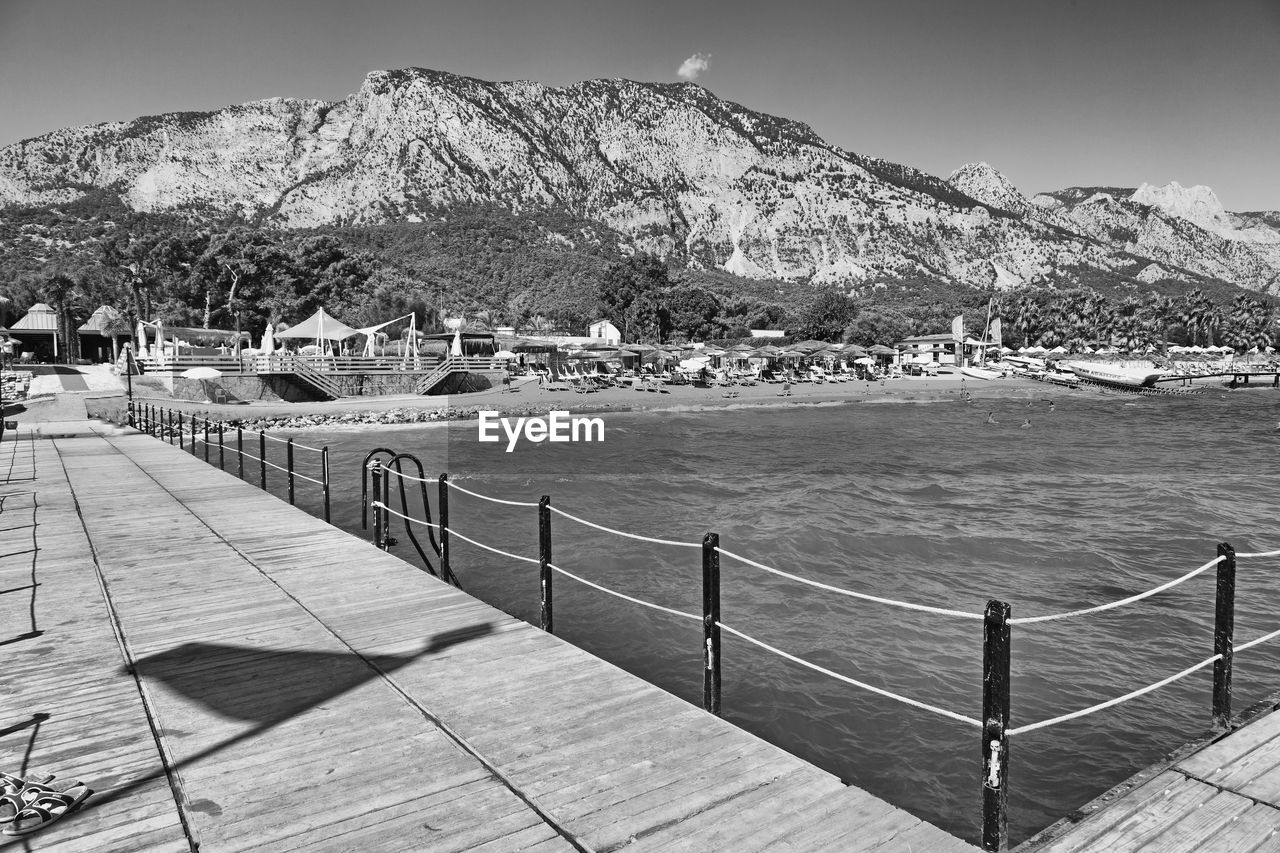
left=0, top=421, right=977, bottom=851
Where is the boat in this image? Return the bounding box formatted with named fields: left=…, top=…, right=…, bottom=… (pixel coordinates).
left=958, top=366, right=1004, bottom=380
left=1068, top=361, right=1166, bottom=389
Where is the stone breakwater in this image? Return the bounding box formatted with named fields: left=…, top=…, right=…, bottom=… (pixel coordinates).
left=197, top=403, right=632, bottom=433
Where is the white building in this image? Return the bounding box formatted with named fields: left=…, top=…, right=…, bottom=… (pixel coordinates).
left=588, top=320, right=621, bottom=346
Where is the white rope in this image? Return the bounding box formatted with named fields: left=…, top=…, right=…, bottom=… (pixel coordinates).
left=1237, top=549, right=1280, bottom=559
left=549, top=506, right=701, bottom=549
left=1011, top=556, right=1223, bottom=625
left=291, top=472, right=323, bottom=486
left=717, top=621, right=983, bottom=727
left=1235, top=626, right=1280, bottom=654
left=381, top=467, right=434, bottom=485
left=444, top=479, right=540, bottom=508
left=549, top=563, right=701, bottom=622
left=261, top=432, right=324, bottom=453
left=715, top=546, right=984, bottom=620
left=371, top=500, right=440, bottom=530
left=446, top=526, right=540, bottom=565
left=1008, top=654, right=1221, bottom=736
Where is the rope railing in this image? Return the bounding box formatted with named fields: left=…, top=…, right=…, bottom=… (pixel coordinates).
left=126, top=401, right=331, bottom=522
left=1010, top=556, right=1224, bottom=625
left=357, top=458, right=1280, bottom=853
left=717, top=620, right=984, bottom=727
left=443, top=478, right=540, bottom=508
left=548, top=505, right=702, bottom=549
left=549, top=562, right=701, bottom=622
left=1007, top=654, right=1223, bottom=736
left=716, top=545, right=985, bottom=620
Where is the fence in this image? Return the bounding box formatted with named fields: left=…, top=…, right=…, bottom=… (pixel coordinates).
left=128, top=400, right=331, bottom=522
left=361, top=457, right=1280, bottom=852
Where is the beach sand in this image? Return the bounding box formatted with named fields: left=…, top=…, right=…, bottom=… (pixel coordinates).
left=64, top=373, right=1083, bottom=429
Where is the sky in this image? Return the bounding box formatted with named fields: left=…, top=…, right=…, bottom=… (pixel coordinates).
left=1, top=0, right=1277, bottom=210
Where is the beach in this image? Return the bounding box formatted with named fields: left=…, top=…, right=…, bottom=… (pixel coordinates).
left=65, top=372, right=1074, bottom=430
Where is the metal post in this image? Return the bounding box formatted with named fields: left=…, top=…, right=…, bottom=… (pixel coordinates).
left=125, top=346, right=135, bottom=427
left=218, top=422, right=225, bottom=470
left=203, top=418, right=210, bottom=463
left=370, top=462, right=384, bottom=548
left=539, top=496, right=553, bottom=633
left=438, top=474, right=451, bottom=580
left=1213, top=542, right=1237, bottom=729
left=259, top=431, right=267, bottom=489
left=702, top=532, right=722, bottom=716
left=237, top=427, right=244, bottom=479
left=177, top=411, right=183, bottom=450
left=286, top=437, right=295, bottom=505
left=379, top=460, right=391, bottom=548
left=322, top=447, right=331, bottom=523
left=982, top=599, right=1012, bottom=853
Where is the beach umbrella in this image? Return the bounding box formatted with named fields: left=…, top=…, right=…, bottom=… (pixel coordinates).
left=180, top=367, right=222, bottom=379
left=854, top=356, right=875, bottom=365
left=493, top=349, right=517, bottom=359
left=136, top=321, right=149, bottom=357
left=450, top=328, right=464, bottom=357
left=261, top=321, right=276, bottom=355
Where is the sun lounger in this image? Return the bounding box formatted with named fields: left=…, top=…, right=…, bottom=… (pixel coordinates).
left=778, top=381, right=792, bottom=396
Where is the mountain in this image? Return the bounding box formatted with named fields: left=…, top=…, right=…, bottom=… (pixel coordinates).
left=2, top=67, right=1278, bottom=294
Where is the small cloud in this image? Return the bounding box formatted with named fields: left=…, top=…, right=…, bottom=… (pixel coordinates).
left=677, top=53, right=711, bottom=81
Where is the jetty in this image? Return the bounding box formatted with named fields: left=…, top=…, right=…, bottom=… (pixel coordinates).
left=1022, top=696, right=1280, bottom=851
left=0, top=412, right=977, bottom=851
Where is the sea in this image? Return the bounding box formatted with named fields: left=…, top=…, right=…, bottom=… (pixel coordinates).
left=277, top=388, right=1280, bottom=846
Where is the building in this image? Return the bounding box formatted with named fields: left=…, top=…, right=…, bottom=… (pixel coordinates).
left=78, top=305, right=130, bottom=363
left=9, top=303, right=59, bottom=362
left=588, top=320, right=621, bottom=346
left=895, top=333, right=960, bottom=366
left=749, top=329, right=787, bottom=339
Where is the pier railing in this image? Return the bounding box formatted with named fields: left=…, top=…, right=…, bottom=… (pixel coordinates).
left=363, top=458, right=1280, bottom=852
left=129, top=401, right=331, bottom=522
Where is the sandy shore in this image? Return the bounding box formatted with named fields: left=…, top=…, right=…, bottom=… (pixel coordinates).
left=56, top=373, right=1087, bottom=431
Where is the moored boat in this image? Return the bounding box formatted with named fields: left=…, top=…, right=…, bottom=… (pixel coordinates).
left=958, top=366, right=1004, bottom=380
left=1068, top=361, right=1166, bottom=389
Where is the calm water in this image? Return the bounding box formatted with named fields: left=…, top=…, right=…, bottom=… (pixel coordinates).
left=276, top=389, right=1280, bottom=846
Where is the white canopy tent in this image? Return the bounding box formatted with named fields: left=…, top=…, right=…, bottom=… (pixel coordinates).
left=274, top=308, right=360, bottom=345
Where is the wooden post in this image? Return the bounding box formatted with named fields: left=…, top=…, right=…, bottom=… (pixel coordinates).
left=370, top=462, right=384, bottom=548
left=259, top=431, right=267, bottom=490
left=286, top=437, right=295, bottom=505
left=438, top=474, right=451, bottom=581
left=1213, top=542, right=1237, bottom=729
left=539, top=496, right=553, bottom=633
left=237, top=427, right=244, bottom=479
left=702, top=532, right=722, bottom=716
left=322, top=447, right=331, bottom=523
left=982, top=599, right=1012, bottom=853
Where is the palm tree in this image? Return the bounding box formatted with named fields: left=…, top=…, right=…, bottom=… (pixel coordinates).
left=43, top=272, right=83, bottom=363
left=469, top=308, right=498, bottom=332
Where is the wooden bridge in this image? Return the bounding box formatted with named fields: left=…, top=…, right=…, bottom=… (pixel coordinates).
left=0, top=415, right=977, bottom=851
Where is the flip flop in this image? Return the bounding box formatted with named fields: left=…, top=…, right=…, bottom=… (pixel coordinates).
left=2, top=781, right=91, bottom=836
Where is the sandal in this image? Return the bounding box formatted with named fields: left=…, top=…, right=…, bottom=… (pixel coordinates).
left=0, top=774, right=57, bottom=824
left=2, top=781, right=91, bottom=836
left=0, top=772, right=52, bottom=796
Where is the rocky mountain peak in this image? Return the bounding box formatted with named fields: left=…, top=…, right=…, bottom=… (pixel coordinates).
left=946, top=162, right=1029, bottom=214
left=1129, top=181, right=1229, bottom=233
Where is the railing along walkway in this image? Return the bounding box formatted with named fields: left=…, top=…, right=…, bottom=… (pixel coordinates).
left=16, top=423, right=977, bottom=851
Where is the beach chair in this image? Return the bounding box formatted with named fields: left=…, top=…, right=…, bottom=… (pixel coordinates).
left=777, top=381, right=792, bottom=397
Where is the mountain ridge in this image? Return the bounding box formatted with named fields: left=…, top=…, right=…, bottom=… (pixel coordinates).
left=2, top=67, right=1278, bottom=294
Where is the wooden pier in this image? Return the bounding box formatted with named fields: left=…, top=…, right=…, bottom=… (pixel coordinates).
left=1022, top=697, right=1280, bottom=851
left=0, top=415, right=977, bottom=851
